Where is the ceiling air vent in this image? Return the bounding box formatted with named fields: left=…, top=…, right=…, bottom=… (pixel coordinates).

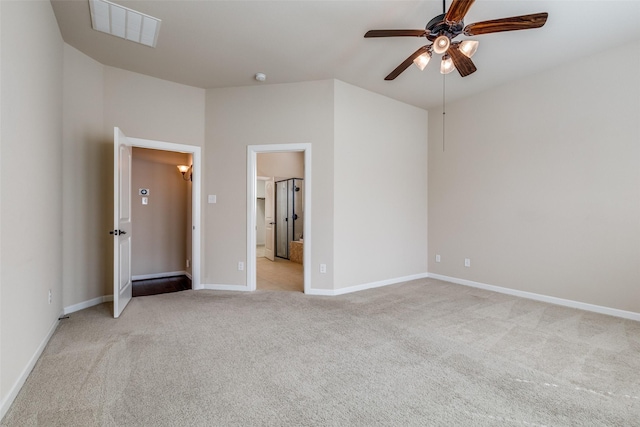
left=88, top=0, right=161, bottom=47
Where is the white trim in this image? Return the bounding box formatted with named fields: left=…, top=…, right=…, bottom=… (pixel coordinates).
left=0, top=317, right=59, bottom=420
left=185, top=272, right=192, bottom=280
left=306, top=273, right=429, bottom=296
left=246, top=144, right=312, bottom=294
left=428, top=273, right=640, bottom=322
left=126, top=136, right=202, bottom=291
left=63, top=295, right=113, bottom=315
left=202, top=284, right=252, bottom=292
left=131, top=271, right=187, bottom=281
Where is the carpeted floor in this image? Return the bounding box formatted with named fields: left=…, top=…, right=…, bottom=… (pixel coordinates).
left=3, top=278, right=639, bottom=426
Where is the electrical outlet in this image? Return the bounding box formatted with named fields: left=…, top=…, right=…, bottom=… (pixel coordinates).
left=435, top=254, right=441, bottom=263
left=319, top=264, right=327, bottom=274
left=238, top=261, right=244, bottom=271
left=464, top=258, right=471, bottom=267
left=48, top=289, right=52, bottom=304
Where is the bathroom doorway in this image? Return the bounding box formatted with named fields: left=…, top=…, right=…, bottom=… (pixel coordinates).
left=247, top=144, right=311, bottom=293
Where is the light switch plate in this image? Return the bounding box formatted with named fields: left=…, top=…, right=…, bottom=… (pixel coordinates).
left=208, top=195, right=217, bottom=204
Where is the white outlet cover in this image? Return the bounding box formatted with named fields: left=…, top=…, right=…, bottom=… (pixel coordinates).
left=208, top=195, right=217, bottom=204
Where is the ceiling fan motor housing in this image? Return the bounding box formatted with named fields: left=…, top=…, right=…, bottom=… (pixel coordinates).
left=426, top=13, right=464, bottom=42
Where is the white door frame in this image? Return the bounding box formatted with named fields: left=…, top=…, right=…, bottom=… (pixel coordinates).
left=247, top=144, right=311, bottom=293
left=128, top=136, right=203, bottom=290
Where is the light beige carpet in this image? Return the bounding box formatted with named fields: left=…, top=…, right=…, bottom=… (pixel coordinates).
left=3, top=278, right=639, bottom=426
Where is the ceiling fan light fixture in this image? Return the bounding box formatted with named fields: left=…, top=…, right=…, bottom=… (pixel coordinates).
left=440, top=55, right=455, bottom=74
left=433, top=35, right=451, bottom=54
left=459, top=40, right=479, bottom=58
left=413, top=51, right=431, bottom=71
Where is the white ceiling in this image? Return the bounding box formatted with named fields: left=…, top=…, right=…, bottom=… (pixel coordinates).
left=51, top=0, right=640, bottom=110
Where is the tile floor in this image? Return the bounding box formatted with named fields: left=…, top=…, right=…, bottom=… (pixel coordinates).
left=256, top=245, right=303, bottom=292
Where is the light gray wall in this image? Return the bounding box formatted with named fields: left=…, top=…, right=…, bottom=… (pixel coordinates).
left=334, top=81, right=428, bottom=288
left=62, top=44, right=107, bottom=306
left=132, top=149, right=190, bottom=276
left=103, top=66, right=206, bottom=146
left=0, top=0, right=63, bottom=414
left=206, top=81, right=335, bottom=289
left=428, top=40, right=640, bottom=313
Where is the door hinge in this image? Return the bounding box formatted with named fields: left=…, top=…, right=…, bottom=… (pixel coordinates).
left=109, top=229, right=127, bottom=236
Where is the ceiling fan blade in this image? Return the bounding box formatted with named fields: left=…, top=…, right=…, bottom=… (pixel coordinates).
left=448, top=45, right=477, bottom=77
left=364, top=29, right=427, bottom=38
left=463, top=12, right=548, bottom=36
left=445, top=0, right=476, bottom=23
left=385, top=46, right=429, bottom=81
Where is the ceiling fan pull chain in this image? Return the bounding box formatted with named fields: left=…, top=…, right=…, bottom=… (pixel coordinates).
left=442, top=74, right=446, bottom=152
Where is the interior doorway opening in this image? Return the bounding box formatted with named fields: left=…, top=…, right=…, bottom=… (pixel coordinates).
left=123, top=135, right=202, bottom=290
left=130, top=147, right=194, bottom=297
left=247, top=144, right=311, bottom=293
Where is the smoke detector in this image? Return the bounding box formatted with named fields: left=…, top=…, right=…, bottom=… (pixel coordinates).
left=255, top=73, right=267, bottom=82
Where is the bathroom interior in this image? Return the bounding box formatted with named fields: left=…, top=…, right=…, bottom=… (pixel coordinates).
left=256, top=152, right=304, bottom=292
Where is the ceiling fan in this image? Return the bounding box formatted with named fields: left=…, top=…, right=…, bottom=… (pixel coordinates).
left=364, top=0, right=548, bottom=80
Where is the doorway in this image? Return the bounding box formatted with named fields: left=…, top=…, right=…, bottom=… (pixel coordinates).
left=130, top=147, right=193, bottom=297
left=120, top=134, right=202, bottom=289
left=247, top=144, right=311, bottom=293
left=256, top=175, right=304, bottom=291
left=113, top=129, right=201, bottom=317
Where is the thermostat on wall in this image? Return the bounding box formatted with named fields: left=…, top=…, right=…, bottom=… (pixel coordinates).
left=139, top=188, right=150, bottom=196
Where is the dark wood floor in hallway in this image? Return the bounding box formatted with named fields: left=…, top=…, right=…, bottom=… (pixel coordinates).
left=132, top=275, right=192, bottom=297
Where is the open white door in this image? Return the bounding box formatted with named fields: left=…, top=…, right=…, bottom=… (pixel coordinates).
left=112, top=127, right=133, bottom=318
left=264, top=178, right=275, bottom=261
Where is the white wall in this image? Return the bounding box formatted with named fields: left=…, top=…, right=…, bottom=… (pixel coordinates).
left=0, top=0, right=63, bottom=417
left=428, top=40, right=640, bottom=313
left=334, top=81, right=428, bottom=289
left=103, top=67, right=206, bottom=146
left=206, top=81, right=335, bottom=289
left=62, top=44, right=107, bottom=306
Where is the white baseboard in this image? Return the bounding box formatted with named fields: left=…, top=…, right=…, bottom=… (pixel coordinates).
left=202, top=284, right=252, bottom=292
left=0, top=316, right=59, bottom=420
left=132, top=271, right=187, bottom=281
left=428, top=273, right=640, bottom=322
left=63, top=295, right=112, bottom=315
left=305, top=273, right=429, bottom=296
